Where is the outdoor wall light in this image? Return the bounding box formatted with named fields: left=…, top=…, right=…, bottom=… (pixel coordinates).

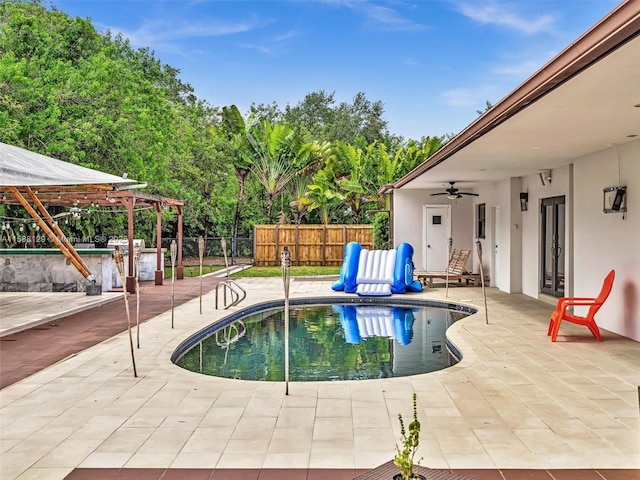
left=603, top=186, right=626, bottom=213
left=520, top=192, right=528, bottom=211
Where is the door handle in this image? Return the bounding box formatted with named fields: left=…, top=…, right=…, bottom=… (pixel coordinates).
left=427, top=245, right=431, bottom=248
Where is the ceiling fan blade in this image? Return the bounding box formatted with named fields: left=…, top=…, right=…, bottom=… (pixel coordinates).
left=432, top=181, right=478, bottom=198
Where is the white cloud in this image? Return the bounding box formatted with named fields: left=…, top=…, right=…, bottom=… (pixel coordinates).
left=100, top=15, right=270, bottom=53
left=442, top=84, right=500, bottom=111
left=360, top=4, right=426, bottom=31
left=456, top=1, right=557, bottom=35
left=442, top=88, right=477, bottom=108
left=238, top=28, right=300, bottom=56
left=317, top=0, right=427, bottom=31
left=402, top=57, right=422, bottom=67
left=493, top=59, right=542, bottom=79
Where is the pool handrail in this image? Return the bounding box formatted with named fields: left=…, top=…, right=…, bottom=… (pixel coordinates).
left=215, top=279, right=247, bottom=309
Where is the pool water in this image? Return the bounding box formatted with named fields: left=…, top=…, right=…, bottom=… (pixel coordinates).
left=174, top=302, right=470, bottom=382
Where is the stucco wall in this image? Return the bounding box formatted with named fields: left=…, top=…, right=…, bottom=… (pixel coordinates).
left=393, top=189, right=473, bottom=271
left=520, top=164, right=573, bottom=299
left=573, top=140, right=639, bottom=341
left=473, top=180, right=521, bottom=292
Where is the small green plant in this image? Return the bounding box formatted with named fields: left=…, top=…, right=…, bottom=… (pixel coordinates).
left=393, top=392, right=422, bottom=480
left=373, top=211, right=390, bottom=250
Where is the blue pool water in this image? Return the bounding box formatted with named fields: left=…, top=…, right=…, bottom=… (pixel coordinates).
left=172, top=298, right=475, bottom=382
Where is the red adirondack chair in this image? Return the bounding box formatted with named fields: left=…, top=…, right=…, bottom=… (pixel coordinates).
left=547, top=269, right=615, bottom=342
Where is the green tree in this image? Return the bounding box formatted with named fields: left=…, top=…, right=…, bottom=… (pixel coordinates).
left=283, top=90, right=389, bottom=144
left=287, top=175, right=312, bottom=225
left=364, top=137, right=445, bottom=212
left=246, top=120, right=310, bottom=224
left=476, top=100, right=493, bottom=115
left=304, top=169, right=344, bottom=225
left=331, top=142, right=375, bottom=224
left=218, top=105, right=256, bottom=239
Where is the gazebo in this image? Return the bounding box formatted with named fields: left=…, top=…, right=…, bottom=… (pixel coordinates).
left=0, top=142, right=185, bottom=292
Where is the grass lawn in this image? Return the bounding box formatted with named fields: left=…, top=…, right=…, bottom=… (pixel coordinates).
left=231, top=266, right=340, bottom=278
left=164, top=264, right=225, bottom=278
left=163, top=264, right=340, bottom=278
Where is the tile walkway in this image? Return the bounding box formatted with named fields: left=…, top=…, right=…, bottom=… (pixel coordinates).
left=1, top=275, right=639, bottom=480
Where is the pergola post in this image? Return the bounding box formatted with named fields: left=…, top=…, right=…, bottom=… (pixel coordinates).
left=176, top=206, right=184, bottom=279
left=123, top=196, right=136, bottom=293
left=155, top=202, right=163, bottom=285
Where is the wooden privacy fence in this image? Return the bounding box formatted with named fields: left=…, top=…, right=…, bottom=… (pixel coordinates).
left=253, top=224, right=374, bottom=266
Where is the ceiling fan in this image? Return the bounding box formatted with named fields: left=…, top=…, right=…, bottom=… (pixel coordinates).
left=430, top=181, right=479, bottom=200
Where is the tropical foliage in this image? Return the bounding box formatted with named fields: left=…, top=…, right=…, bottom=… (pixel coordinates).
left=0, top=0, right=450, bottom=248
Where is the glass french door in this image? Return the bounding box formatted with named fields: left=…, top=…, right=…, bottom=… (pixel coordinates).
left=540, top=196, right=565, bottom=297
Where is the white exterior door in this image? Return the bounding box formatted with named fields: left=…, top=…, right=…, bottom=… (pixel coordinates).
left=422, top=205, right=451, bottom=271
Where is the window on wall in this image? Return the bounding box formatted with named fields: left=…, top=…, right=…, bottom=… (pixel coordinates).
left=477, top=203, right=486, bottom=239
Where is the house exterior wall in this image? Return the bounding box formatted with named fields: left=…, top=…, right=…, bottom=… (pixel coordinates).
left=470, top=179, right=522, bottom=293
left=520, top=164, right=573, bottom=300
left=520, top=142, right=639, bottom=340
left=394, top=140, right=639, bottom=341
left=472, top=183, right=499, bottom=285
left=573, top=139, right=639, bottom=341
left=393, top=189, right=473, bottom=271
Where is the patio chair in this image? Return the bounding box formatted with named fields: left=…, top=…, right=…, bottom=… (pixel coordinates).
left=547, top=269, right=615, bottom=342
left=415, top=249, right=471, bottom=287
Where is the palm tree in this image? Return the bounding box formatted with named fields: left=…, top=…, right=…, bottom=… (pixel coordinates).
left=218, top=105, right=254, bottom=240
left=246, top=121, right=330, bottom=224
left=246, top=120, right=301, bottom=223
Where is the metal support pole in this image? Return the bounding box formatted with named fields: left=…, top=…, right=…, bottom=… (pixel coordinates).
left=221, top=237, right=230, bottom=278
left=446, top=237, right=453, bottom=297
left=134, top=246, right=141, bottom=348
left=198, top=235, right=205, bottom=314
left=281, top=246, right=291, bottom=395
left=170, top=240, right=177, bottom=328
left=476, top=239, right=489, bottom=324
left=113, top=247, right=137, bottom=377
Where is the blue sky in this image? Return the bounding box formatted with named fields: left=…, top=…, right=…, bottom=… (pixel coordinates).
left=53, top=0, right=619, bottom=141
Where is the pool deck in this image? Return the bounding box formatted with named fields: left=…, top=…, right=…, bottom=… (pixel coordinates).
left=1, top=276, right=639, bottom=480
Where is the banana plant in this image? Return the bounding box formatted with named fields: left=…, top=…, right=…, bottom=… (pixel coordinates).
left=304, top=169, right=344, bottom=225
left=332, top=142, right=376, bottom=224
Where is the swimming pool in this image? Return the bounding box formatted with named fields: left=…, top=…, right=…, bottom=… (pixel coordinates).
left=172, top=297, right=475, bottom=382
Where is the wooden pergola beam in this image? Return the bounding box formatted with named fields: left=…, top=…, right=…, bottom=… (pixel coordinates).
left=9, top=186, right=95, bottom=282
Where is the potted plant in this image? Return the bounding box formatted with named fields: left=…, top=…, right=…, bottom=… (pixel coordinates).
left=393, top=392, right=425, bottom=480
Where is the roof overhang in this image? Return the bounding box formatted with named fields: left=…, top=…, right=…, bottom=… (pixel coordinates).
left=394, top=1, right=640, bottom=191
left=0, top=142, right=135, bottom=187
left=0, top=142, right=183, bottom=209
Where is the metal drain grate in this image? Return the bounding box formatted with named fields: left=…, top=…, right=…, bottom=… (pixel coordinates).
left=353, top=461, right=478, bottom=480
